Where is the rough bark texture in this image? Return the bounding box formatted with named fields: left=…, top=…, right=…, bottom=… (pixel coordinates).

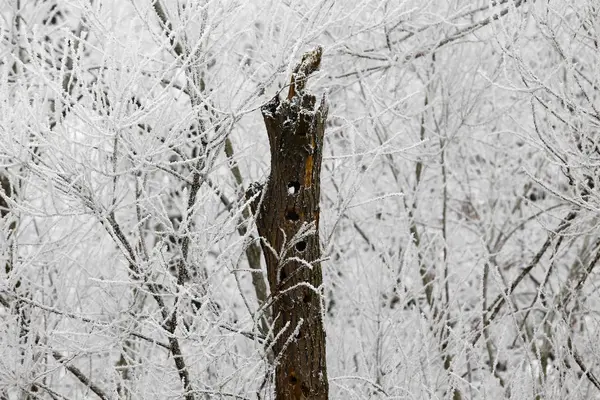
left=253, top=48, right=329, bottom=400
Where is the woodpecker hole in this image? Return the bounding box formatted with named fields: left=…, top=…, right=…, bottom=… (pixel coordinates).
left=303, top=292, right=311, bottom=303
left=288, top=181, right=300, bottom=195
left=289, top=372, right=298, bottom=384
left=286, top=210, right=300, bottom=221
left=295, top=240, right=307, bottom=252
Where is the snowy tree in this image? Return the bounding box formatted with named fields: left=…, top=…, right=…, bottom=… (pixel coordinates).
left=1, top=0, right=600, bottom=399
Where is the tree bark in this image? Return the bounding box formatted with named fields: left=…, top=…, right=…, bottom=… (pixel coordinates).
left=252, top=47, right=329, bottom=400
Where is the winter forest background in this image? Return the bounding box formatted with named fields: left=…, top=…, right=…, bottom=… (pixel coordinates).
left=1, top=0, right=600, bottom=399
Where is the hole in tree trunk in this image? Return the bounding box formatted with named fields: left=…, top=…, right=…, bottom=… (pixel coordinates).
left=287, top=181, right=300, bottom=195
left=295, top=241, right=306, bottom=252
left=303, top=292, right=311, bottom=303
left=288, top=369, right=299, bottom=383
left=286, top=210, right=300, bottom=221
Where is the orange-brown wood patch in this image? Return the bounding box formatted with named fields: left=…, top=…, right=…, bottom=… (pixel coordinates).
left=304, top=154, right=313, bottom=188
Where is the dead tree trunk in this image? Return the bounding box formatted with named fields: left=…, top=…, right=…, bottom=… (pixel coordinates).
left=251, top=46, right=329, bottom=400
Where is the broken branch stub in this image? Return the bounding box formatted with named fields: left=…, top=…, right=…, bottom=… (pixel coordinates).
left=254, top=46, right=329, bottom=400
left=287, top=45, right=323, bottom=100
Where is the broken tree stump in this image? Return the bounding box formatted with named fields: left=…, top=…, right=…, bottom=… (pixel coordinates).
left=251, top=46, right=329, bottom=400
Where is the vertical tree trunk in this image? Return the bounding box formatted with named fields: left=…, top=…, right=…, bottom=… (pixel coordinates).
left=252, top=47, right=329, bottom=400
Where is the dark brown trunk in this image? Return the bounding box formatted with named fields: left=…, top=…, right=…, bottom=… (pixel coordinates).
left=251, top=47, right=329, bottom=400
